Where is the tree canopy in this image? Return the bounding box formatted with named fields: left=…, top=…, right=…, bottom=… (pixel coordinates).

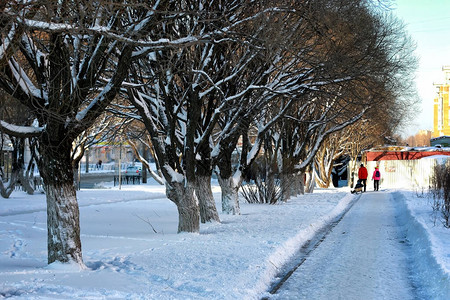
left=0, top=0, right=418, bottom=264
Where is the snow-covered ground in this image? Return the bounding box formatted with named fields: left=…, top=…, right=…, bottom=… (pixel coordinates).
left=0, top=181, right=449, bottom=299
left=271, top=191, right=449, bottom=299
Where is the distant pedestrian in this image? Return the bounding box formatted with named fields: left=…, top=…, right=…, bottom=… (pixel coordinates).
left=372, top=166, right=381, bottom=191
left=358, top=163, right=368, bottom=192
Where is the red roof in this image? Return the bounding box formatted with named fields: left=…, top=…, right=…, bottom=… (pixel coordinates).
left=365, top=150, right=450, bottom=161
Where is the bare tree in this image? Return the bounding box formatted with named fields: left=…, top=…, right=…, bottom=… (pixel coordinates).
left=314, top=133, right=347, bottom=188
left=211, top=1, right=332, bottom=213
left=403, top=131, right=431, bottom=147
left=273, top=0, right=417, bottom=197
left=126, top=1, right=320, bottom=225
left=0, top=94, right=38, bottom=197
left=0, top=1, right=196, bottom=265
left=126, top=1, right=247, bottom=232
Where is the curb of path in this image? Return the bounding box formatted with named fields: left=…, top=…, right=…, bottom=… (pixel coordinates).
left=246, top=192, right=360, bottom=300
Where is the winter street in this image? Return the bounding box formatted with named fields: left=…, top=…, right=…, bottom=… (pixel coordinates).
left=0, top=184, right=449, bottom=299
left=270, top=191, right=419, bottom=299
left=1, top=1, right=450, bottom=299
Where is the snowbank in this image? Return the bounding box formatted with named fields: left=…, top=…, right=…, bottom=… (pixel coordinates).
left=394, top=191, right=450, bottom=300
left=0, top=184, right=448, bottom=299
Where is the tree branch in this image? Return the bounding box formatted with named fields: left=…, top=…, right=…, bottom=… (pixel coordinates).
left=0, top=120, right=43, bottom=138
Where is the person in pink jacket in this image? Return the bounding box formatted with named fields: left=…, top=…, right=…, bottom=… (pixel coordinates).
left=372, top=166, right=381, bottom=191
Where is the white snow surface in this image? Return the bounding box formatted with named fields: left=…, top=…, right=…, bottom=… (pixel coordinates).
left=0, top=120, right=44, bottom=135
left=0, top=182, right=449, bottom=299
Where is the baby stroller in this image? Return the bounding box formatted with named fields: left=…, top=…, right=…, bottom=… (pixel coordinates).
left=351, top=179, right=364, bottom=194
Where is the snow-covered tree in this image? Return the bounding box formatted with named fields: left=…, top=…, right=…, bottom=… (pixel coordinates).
left=0, top=1, right=199, bottom=265
left=127, top=0, right=418, bottom=225
left=273, top=0, right=417, bottom=197
left=212, top=0, right=417, bottom=205
left=128, top=0, right=341, bottom=222
left=126, top=1, right=250, bottom=231
left=314, top=133, right=347, bottom=188
left=0, top=95, right=38, bottom=197
left=210, top=1, right=332, bottom=213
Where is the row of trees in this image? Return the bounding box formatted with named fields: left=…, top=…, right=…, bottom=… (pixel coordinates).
left=402, top=130, right=432, bottom=147
left=0, top=0, right=417, bottom=266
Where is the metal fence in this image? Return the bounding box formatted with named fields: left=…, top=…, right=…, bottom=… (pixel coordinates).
left=361, top=158, right=445, bottom=190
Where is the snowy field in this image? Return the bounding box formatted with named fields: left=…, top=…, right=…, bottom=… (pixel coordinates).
left=0, top=181, right=449, bottom=299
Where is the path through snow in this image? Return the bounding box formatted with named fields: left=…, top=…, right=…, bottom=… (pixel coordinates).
left=270, top=191, right=420, bottom=299
left=1, top=186, right=448, bottom=299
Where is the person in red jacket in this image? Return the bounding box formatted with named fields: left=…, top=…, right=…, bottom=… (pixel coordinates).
left=358, top=163, right=368, bottom=192
left=372, top=166, right=381, bottom=191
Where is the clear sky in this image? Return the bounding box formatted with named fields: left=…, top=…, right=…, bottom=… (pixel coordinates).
left=391, top=0, right=450, bottom=137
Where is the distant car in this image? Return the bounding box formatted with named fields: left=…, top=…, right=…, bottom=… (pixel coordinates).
left=125, top=166, right=141, bottom=177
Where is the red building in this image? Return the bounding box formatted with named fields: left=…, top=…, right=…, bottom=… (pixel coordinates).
left=364, top=146, right=450, bottom=162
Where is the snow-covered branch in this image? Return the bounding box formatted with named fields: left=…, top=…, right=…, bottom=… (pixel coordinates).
left=0, top=120, right=44, bottom=138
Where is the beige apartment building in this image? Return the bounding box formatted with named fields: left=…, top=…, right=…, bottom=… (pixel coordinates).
left=433, top=66, right=450, bottom=137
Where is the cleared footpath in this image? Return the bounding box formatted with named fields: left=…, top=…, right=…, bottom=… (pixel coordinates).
left=269, top=191, right=419, bottom=300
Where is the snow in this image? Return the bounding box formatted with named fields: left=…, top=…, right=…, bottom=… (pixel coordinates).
left=420, top=155, right=450, bottom=163
left=0, top=25, right=16, bottom=61
left=270, top=191, right=449, bottom=299
left=162, top=164, right=184, bottom=183
left=7, top=60, right=48, bottom=101
left=0, top=182, right=449, bottom=299
left=230, top=169, right=241, bottom=188
left=396, top=191, right=450, bottom=299
left=0, top=120, right=44, bottom=136
left=75, top=83, right=113, bottom=122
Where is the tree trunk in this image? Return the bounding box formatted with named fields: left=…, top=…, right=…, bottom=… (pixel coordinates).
left=73, top=166, right=80, bottom=191
left=0, top=169, right=19, bottom=198
left=265, top=166, right=276, bottom=204
left=348, top=158, right=358, bottom=188
left=0, top=137, right=22, bottom=198
left=217, top=175, right=241, bottom=215
left=297, top=172, right=306, bottom=195
left=315, top=160, right=330, bottom=188
left=166, top=181, right=200, bottom=233
left=195, top=175, right=220, bottom=223
left=256, top=175, right=265, bottom=203
left=262, top=134, right=277, bottom=203
left=38, top=141, right=84, bottom=265
left=280, top=164, right=301, bottom=201
left=45, top=181, right=83, bottom=265
left=85, top=149, right=89, bottom=174
left=280, top=172, right=292, bottom=201
left=194, top=141, right=220, bottom=223
left=18, top=171, right=34, bottom=195
left=216, top=148, right=241, bottom=215
left=16, top=137, right=36, bottom=195
left=72, top=146, right=85, bottom=191
left=286, top=172, right=305, bottom=196
left=305, top=169, right=315, bottom=193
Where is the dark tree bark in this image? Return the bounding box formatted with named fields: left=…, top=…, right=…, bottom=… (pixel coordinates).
left=196, top=144, right=220, bottom=223
left=38, top=137, right=82, bottom=264
left=0, top=1, right=160, bottom=265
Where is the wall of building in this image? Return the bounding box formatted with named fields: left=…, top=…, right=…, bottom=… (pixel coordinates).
left=365, top=150, right=450, bottom=161
left=433, top=66, right=450, bottom=137
left=430, top=136, right=450, bottom=147
left=356, top=157, right=448, bottom=190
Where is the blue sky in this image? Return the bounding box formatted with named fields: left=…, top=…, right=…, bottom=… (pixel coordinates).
left=392, top=0, right=450, bottom=137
